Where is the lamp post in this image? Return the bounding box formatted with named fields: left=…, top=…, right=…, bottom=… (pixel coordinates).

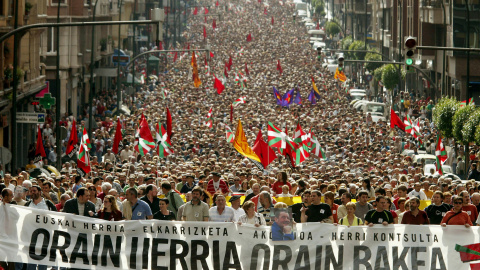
left=132, top=0, right=138, bottom=96
left=88, top=0, right=100, bottom=140
left=117, top=0, right=124, bottom=113
left=55, top=0, right=62, bottom=169
left=10, top=0, right=19, bottom=172
left=293, top=14, right=296, bottom=24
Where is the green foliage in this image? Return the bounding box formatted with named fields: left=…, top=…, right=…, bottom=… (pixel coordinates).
left=453, top=104, right=476, bottom=143
left=463, top=109, right=480, bottom=144
left=433, top=97, right=459, bottom=139
left=373, top=65, right=384, bottom=82
left=365, top=51, right=383, bottom=72
left=325, top=21, right=341, bottom=36
left=348, top=40, right=368, bottom=60
left=474, top=122, right=480, bottom=145
left=340, top=36, right=353, bottom=51
left=381, top=64, right=398, bottom=90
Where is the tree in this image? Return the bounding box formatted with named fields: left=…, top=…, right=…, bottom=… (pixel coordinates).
left=341, top=36, right=353, bottom=51
left=325, top=21, right=341, bottom=36
left=373, top=65, right=384, bottom=82
left=432, top=97, right=459, bottom=139
left=365, top=52, right=382, bottom=72
left=348, top=40, right=368, bottom=60
left=463, top=108, right=480, bottom=144
left=381, top=64, right=398, bottom=91
left=452, top=104, right=476, bottom=144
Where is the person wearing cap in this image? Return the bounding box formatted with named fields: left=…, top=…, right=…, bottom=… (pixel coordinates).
left=207, top=172, right=229, bottom=195
left=229, top=195, right=245, bottom=222
left=180, top=175, right=196, bottom=194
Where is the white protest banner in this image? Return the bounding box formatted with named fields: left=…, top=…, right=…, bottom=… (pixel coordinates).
left=0, top=204, right=479, bottom=269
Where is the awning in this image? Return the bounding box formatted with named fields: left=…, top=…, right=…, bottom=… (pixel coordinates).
left=94, top=68, right=119, bottom=77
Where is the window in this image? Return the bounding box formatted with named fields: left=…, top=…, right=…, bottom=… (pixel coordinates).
left=0, top=1, right=4, bottom=16
left=51, top=0, right=67, bottom=4
left=47, top=28, right=56, bottom=53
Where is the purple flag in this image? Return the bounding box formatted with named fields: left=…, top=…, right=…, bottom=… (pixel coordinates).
left=308, top=89, right=316, bottom=105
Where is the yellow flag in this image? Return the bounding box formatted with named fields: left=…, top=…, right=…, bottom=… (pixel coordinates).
left=233, top=119, right=262, bottom=163
left=334, top=68, right=347, bottom=82
left=312, top=76, right=321, bottom=96
left=191, top=52, right=202, bottom=87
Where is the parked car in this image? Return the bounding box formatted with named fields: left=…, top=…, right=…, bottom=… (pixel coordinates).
left=424, top=164, right=453, bottom=175
left=401, top=149, right=427, bottom=158
left=413, top=154, right=437, bottom=165
left=363, top=102, right=387, bottom=122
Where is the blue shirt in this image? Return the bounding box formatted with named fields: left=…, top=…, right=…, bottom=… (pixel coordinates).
left=131, top=200, right=152, bottom=220
left=271, top=221, right=294, bottom=241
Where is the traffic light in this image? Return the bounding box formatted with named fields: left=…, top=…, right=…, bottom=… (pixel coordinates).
left=316, top=47, right=322, bottom=61
left=338, top=55, right=344, bottom=72
left=404, top=36, right=417, bottom=71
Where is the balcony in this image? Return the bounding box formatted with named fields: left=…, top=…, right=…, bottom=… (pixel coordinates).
left=420, top=0, right=448, bottom=24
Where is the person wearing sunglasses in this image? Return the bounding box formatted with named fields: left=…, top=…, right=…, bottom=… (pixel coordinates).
left=441, top=197, right=473, bottom=227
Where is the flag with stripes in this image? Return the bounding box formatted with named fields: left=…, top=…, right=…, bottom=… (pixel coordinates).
left=81, top=127, right=92, bottom=151
left=225, top=125, right=235, bottom=143
left=134, top=118, right=155, bottom=156
left=232, top=96, right=247, bottom=107
left=309, top=132, right=326, bottom=159
left=205, top=107, right=213, bottom=128
left=77, top=141, right=91, bottom=176
left=155, top=123, right=174, bottom=158
left=435, top=133, right=447, bottom=164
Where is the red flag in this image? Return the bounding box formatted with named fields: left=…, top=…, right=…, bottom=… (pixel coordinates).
left=224, top=65, right=229, bottom=78
left=246, top=33, right=252, bottom=42
left=228, top=56, right=233, bottom=71
left=253, top=130, right=277, bottom=169
left=264, top=7, right=267, bottom=15
left=230, top=104, right=233, bottom=123
left=212, top=19, right=216, bottom=29
left=245, top=63, right=249, bottom=76
left=203, top=26, right=207, bottom=39
left=66, top=120, right=78, bottom=156
left=277, top=60, right=283, bottom=75
left=159, top=41, right=163, bottom=50
left=166, top=107, right=173, bottom=139
left=271, top=16, right=274, bottom=25
left=204, top=7, right=209, bottom=14
left=112, top=118, right=123, bottom=154
left=210, top=51, right=214, bottom=58
left=193, top=7, right=198, bottom=15
left=214, top=77, right=225, bottom=94
left=216, top=1, right=219, bottom=6
left=316, top=22, right=320, bottom=30
left=173, top=51, right=177, bottom=62
left=390, top=109, right=406, bottom=131
left=35, top=126, right=46, bottom=159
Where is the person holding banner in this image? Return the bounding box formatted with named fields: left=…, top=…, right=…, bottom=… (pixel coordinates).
left=97, top=195, right=123, bottom=221
left=209, top=194, right=235, bottom=222
left=301, top=190, right=333, bottom=223
left=441, top=197, right=473, bottom=227
left=364, top=196, right=394, bottom=226
left=63, top=187, right=95, bottom=217
left=125, top=187, right=153, bottom=220
left=153, top=198, right=176, bottom=221
left=337, top=202, right=364, bottom=226
left=182, top=186, right=209, bottom=221
left=238, top=201, right=266, bottom=227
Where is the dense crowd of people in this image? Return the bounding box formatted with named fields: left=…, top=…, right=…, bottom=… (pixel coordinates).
left=1, top=0, right=480, bottom=268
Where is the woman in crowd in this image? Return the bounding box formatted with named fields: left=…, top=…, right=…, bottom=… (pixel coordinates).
left=272, top=171, right=291, bottom=195
left=153, top=198, right=176, bottom=220
left=97, top=195, right=123, bottom=221
left=238, top=201, right=266, bottom=227
left=385, top=197, right=399, bottom=224
left=86, top=183, right=102, bottom=212
left=441, top=197, right=473, bottom=227
left=337, top=202, right=364, bottom=226
left=239, top=181, right=249, bottom=193
left=360, top=179, right=375, bottom=200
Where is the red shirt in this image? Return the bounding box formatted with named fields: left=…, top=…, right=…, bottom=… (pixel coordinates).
left=55, top=203, right=64, bottom=212
left=331, top=203, right=339, bottom=223
left=207, top=179, right=229, bottom=195
left=401, top=210, right=430, bottom=225
left=441, top=211, right=473, bottom=226
left=462, top=204, right=478, bottom=224
left=272, top=181, right=291, bottom=195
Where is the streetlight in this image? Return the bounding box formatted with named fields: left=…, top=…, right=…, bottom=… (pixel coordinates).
left=88, top=0, right=100, bottom=140
left=117, top=0, right=124, bottom=113
left=293, top=14, right=296, bottom=24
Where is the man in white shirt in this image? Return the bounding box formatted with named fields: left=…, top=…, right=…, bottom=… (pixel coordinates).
left=408, top=183, right=427, bottom=200
left=209, top=195, right=234, bottom=222
left=103, top=148, right=116, bottom=162
left=229, top=195, right=245, bottom=222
